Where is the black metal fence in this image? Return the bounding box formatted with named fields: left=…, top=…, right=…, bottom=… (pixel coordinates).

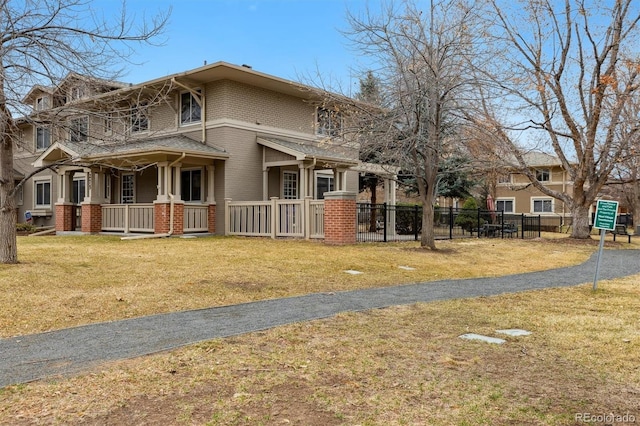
left=357, top=204, right=542, bottom=243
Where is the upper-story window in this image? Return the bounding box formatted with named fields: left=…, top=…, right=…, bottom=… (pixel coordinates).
left=36, top=126, right=51, bottom=151
left=131, top=105, right=149, bottom=133
left=180, top=90, right=201, bottom=125
left=35, top=96, right=49, bottom=111
left=70, top=86, right=84, bottom=101
left=70, top=117, right=88, bottom=142
left=316, top=107, right=342, bottom=137
left=497, top=173, right=511, bottom=184
left=536, top=168, right=550, bottom=182
left=104, top=113, right=113, bottom=134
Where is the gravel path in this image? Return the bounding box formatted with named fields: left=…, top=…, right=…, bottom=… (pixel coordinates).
left=1, top=249, right=639, bottom=388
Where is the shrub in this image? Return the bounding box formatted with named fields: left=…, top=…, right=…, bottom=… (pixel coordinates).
left=455, top=198, right=482, bottom=232
left=16, top=223, right=37, bottom=233
left=395, top=204, right=422, bottom=235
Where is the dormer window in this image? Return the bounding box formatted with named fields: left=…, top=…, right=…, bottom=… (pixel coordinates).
left=70, top=86, right=84, bottom=101
left=35, top=96, right=49, bottom=111
left=180, top=90, right=201, bottom=125
left=70, top=117, right=88, bottom=142
left=316, top=107, right=342, bottom=137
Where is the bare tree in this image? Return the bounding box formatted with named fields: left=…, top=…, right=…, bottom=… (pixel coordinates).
left=473, top=0, right=640, bottom=239
left=0, top=0, right=169, bottom=263
left=343, top=0, right=480, bottom=249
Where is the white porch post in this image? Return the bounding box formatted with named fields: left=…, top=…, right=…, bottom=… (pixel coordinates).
left=173, top=163, right=182, bottom=200
left=207, top=164, right=216, bottom=203
left=299, top=163, right=306, bottom=199
left=56, top=170, right=69, bottom=203
left=263, top=167, right=269, bottom=200
left=156, top=162, right=169, bottom=201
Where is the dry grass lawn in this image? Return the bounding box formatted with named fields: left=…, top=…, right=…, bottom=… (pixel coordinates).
left=1, top=234, right=639, bottom=425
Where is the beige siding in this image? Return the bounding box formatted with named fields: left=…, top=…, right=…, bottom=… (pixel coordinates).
left=136, top=168, right=157, bottom=203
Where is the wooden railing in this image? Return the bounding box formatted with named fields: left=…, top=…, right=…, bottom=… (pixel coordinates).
left=184, top=205, right=209, bottom=233
left=102, top=204, right=154, bottom=233
left=225, top=197, right=324, bottom=239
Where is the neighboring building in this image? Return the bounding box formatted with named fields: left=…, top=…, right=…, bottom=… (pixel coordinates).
left=494, top=152, right=572, bottom=221
left=13, top=62, right=362, bottom=235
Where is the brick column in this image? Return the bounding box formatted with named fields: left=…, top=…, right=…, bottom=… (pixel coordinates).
left=208, top=203, right=216, bottom=233
left=154, top=201, right=184, bottom=235
left=323, top=191, right=357, bottom=245
left=81, top=204, right=102, bottom=233
left=55, top=203, right=74, bottom=232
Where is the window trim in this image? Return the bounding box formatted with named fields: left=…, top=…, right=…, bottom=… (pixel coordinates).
left=180, top=89, right=202, bottom=126
left=72, top=176, right=86, bottom=205
left=34, top=178, right=52, bottom=209
left=16, top=183, right=23, bottom=206
left=531, top=197, right=553, bottom=214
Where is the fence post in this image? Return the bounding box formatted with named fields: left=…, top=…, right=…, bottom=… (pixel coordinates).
left=538, top=215, right=541, bottom=238
left=500, top=210, right=504, bottom=239
left=521, top=213, right=525, bottom=239
left=304, top=196, right=311, bottom=240
left=270, top=197, right=278, bottom=239
left=449, top=206, right=453, bottom=240
left=224, top=198, right=231, bottom=235
left=124, top=204, right=130, bottom=234
left=383, top=202, right=388, bottom=242
left=477, top=208, right=481, bottom=239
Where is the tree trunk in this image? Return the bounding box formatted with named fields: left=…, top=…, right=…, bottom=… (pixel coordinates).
left=368, top=179, right=378, bottom=232
left=570, top=203, right=592, bottom=239
left=0, top=133, right=17, bottom=263
left=420, top=194, right=437, bottom=250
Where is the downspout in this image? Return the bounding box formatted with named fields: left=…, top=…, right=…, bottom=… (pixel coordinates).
left=121, top=153, right=185, bottom=240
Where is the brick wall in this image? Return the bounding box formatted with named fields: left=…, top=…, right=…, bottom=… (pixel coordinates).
left=154, top=202, right=184, bottom=235
left=208, top=204, right=216, bottom=233
left=323, top=192, right=357, bottom=245
left=55, top=204, right=74, bottom=232
left=81, top=204, right=102, bottom=233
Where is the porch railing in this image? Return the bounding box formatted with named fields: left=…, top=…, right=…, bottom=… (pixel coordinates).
left=184, top=205, right=209, bottom=233
left=225, top=197, right=324, bottom=239
left=102, top=204, right=155, bottom=233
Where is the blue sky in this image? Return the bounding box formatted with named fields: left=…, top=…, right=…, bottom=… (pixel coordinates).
left=102, top=0, right=374, bottom=95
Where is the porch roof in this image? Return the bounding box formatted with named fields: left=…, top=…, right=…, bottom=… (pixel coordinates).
left=257, top=137, right=358, bottom=167
left=33, top=135, right=229, bottom=167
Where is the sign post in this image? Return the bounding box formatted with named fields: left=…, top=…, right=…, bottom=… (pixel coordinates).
left=592, top=200, right=619, bottom=291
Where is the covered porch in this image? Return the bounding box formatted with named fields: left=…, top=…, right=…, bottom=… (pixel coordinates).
left=33, top=136, right=228, bottom=235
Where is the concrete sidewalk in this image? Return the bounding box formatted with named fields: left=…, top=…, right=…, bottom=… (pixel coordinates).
left=1, top=249, right=639, bottom=388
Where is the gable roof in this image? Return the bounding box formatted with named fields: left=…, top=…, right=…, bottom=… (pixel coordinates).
left=257, top=137, right=358, bottom=166
left=33, top=135, right=228, bottom=168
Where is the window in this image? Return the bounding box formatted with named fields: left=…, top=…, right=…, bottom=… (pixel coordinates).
left=181, top=169, right=202, bottom=202
left=72, top=178, right=86, bottom=204
left=316, top=107, right=342, bottom=137
left=104, top=113, right=113, bottom=134
left=283, top=171, right=298, bottom=199
left=315, top=173, right=334, bottom=199
left=121, top=173, right=134, bottom=204
left=34, top=179, right=51, bottom=209
left=35, top=96, right=49, bottom=111
left=70, top=117, right=88, bottom=142
left=496, top=199, right=514, bottom=213
left=131, top=105, right=149, bottom=132
left=533, top=198, right=553, bottom=213
left=536, top=168, right=550, bottom=182
left=36, top=127, right=51, bottom=150
left=70, top=86, right=84, bottom=101
left=498, top=173, right=511, bottom=184
left=180, top=91, right=201, bottom=125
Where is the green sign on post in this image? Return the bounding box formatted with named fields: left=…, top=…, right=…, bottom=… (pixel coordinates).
left=593, top=199, right=619, bottom=290
left=593, top=200, right=619, bottom=231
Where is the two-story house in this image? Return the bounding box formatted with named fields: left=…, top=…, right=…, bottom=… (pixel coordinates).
left=14, top=62, right=361, bottom=235
left=494, top=152, right=572, bottom=222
